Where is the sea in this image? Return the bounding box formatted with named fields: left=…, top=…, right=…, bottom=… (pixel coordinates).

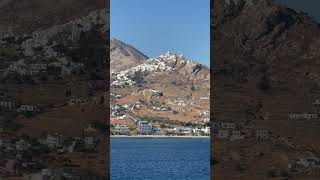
left=110, top=137, right=210, bottom=180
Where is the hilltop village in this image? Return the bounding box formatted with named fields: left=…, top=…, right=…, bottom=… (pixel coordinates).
left=109, top=51, right=210, bottom=137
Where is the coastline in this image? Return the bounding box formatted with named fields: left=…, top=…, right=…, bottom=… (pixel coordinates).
left=110, top=135, right=210, bottom=138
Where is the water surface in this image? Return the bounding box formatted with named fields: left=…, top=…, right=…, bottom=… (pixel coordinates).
left=110, top=137, right=210, bottom=180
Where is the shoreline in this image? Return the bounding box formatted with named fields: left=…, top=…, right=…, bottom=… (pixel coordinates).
left=110, top=135, right=210, bottom=138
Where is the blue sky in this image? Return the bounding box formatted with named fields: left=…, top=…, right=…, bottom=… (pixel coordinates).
left=111, top=0, right=210, bottom=66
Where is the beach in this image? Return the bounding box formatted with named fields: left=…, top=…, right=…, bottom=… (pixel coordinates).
left=110, top=135, right=210, bottom=138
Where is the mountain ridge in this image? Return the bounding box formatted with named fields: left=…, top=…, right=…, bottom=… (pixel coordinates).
left=110, top=38, right=149, bottom=72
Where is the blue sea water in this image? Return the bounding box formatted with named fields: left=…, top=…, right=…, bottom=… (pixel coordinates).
left=110, top=137, right=210, bottom=180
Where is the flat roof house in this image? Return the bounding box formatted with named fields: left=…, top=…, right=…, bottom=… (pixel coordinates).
left=256, top=129, right=269, bottom=140
left=220, top=122, right=236, bottom=129
left=114, top=124, right=129, bottom=135
left=138, top=121, right=152, bottom=135
left=217, top=130, right=229, bottom=139
left=0, top=99, right=16, bottom=111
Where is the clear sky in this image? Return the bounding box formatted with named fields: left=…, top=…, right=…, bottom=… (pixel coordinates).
left=111, top=0, right=210, bottom=66
left=275, top=0, right=320, bottom=22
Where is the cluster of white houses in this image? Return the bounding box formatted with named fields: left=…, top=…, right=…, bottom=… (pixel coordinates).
left=212, top=121, right=270, bottom=141
left=7, top=60, right=84, bottom=77
left=113, top=121, right=154, bottom=135
left=139, top=89, right=163, bottom=97
left=111, top=54, right=178, bottom=88
left=1, top=95, right=100, bottom=113
left=113, top=121, right=210, bottom=136
left=0, top=98, right=39, bottom=113
left=110, top=102, right=142, bottom=119
left=0, top=124, right=101, bottom=178
left=0, top=98, right=16, bottom=110
left=0, top=89, right=39, bottom=113
left=168, top=98, right=195, bottom=107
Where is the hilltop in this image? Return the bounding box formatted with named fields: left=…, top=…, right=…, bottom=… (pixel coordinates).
left=110, top=40, right=210, bottom=130
left=110, top=38, right=148, bottom=72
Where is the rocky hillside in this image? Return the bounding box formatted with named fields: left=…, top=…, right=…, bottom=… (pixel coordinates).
left=214, top=0, right=320, bottom=82
left=0, top=9, right=108, bottom=81
left=212, top=0, right=320, bottom=179
left=110, top=38, right=148, bottom=72
left=111, top=49, right=210, bottom=126
left=213, top=0, right=320, bottom=121
left=111, top=52, right=209, bottom=88
left=0, top=0, right=106, bottom=35
left=0, top=4, right=108, bottom=179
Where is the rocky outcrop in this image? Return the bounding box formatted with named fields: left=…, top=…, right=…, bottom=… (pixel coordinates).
left=111, top=52, right=209, bottom=87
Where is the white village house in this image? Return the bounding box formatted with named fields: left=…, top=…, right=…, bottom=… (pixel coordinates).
left=15, top=140, right=30, bottom=151
left=17, top=105, right=39, bottom=113
left=68, top=98, right=88, bottom=105
left=256, top=129, right=269, bottom=140
left=202, top=126, right=210, bottom=135
left=152, top=127, right=161, bottom=135
left=39, top=134, right=64, bottom=149
left=230, top=130, right=245, bottom=141
left=217, top=130, right=229, bottom=139
left=174, top=127, right=193, bottom=135
left=220, top=122, right=237, bottom=129
left=114, top=124, right=129, bottom=135
left=0, top=99, right=16, bottom=110
left=193, top=128, right=205, bottom=136
left=138, top=121, right=152, bottom=134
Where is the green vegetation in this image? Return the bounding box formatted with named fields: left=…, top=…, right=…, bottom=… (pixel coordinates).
left=191, top=85, right=196, bottom=91
left=24, top=111, right=34, bottom=118
left=132, top=70, right=144, bottom=86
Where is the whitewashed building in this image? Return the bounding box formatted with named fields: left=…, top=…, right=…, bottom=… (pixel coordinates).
left=230, top=130, right=244, bottom=141
left=17, top=105, right=39, bottom=112
left=84, top=137, right=95, bottom=146
left=217, top=130, right=229, bottom=139
left=114, top=125, right=129, bottom=135
left=0, top=99, right=16, bottom=110
left=138, top=121, right=152, bottom=134
left=220, top=122, right=236, bottom=129
left=152, top=127, right=161, bottom=135
left=15, top=140, right=30, bottom=151
left=175, top=127, right=193, bottom=135
left=256, top=129, right=269, bottom=140
left=40, top=134, right=64, bottom=149
left=193, top=128, right=204, bottom=136
left=202, top=126, right=210, bottom=135
left=68, top=99, right=88, bottom=105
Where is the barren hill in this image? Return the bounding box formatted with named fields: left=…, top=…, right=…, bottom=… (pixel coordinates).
left=110, top=38, right=148, bottom=72
left=212, top=0, right=320, bottom=179
left=213, top=0, right=320, bottom=123
left=110, top=49, right=210, bottom=126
